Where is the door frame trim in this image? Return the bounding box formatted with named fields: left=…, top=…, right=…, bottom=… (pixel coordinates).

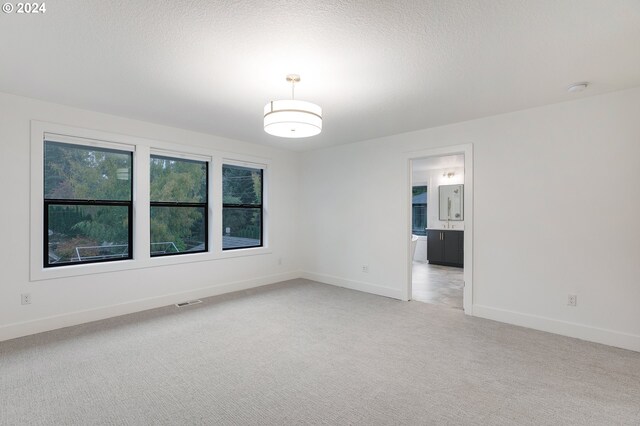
left=404, top=143, right=474, bottom=315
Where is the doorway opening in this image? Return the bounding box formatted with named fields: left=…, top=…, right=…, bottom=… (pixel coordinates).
left=406, top=144, right=473, bottom=314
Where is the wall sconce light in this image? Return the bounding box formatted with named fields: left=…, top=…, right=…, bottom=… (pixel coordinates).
left=442, top=172, right=455, bottom=178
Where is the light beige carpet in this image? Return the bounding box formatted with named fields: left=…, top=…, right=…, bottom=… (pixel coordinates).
left=1, top=279, right=639, bottom=425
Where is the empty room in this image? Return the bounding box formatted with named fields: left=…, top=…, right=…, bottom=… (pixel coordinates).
left=1, top=1, right=639, bottom=424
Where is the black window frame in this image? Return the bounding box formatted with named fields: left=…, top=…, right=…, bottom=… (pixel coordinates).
left=149, top=154, right=209, bottom=257
left=222, top=164, right=264, bottom=251
left=43, top=141, right=134, bottom=268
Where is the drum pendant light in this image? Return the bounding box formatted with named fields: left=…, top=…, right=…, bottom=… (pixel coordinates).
left=264, top=74, right=322, bottom=138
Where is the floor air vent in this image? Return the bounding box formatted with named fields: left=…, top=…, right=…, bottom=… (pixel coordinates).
left=175, top=300, right=202, bottom=308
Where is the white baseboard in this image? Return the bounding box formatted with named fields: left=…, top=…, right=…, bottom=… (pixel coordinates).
left=6, top=272, right=636, bottom=354
left=0, top=271, right=302, bottom=342
left=301, top=271, right=404, bottom=300
left=473, top=304, right=640, bottom=353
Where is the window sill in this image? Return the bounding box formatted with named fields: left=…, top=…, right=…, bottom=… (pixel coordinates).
left=30, top=248, right=273, bottom=282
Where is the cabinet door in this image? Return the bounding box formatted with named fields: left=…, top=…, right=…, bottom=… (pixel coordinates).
left=427, top=230, right=443, bottom=262
left=457, top=232, right=464, bottom=265
left=443, top=231, right=460, bottom=264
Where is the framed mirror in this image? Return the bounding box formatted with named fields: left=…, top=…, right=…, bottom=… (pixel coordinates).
left=439, top=184, right=464, bottom=221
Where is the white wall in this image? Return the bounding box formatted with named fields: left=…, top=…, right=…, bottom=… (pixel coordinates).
left=413, top=166, right=465, bottom=230
left=0, top=92, right=301, bottom=341
left=2, top=87, right=640, bottom=352
left=300, top=87, right=640, bottom=351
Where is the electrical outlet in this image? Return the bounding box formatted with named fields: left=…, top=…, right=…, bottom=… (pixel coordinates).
left=362, top=265, right=369, bottom=273
left=21, top=293, right=31, bottom=305
left=278, top=257, right=282, bottom=266
left=567, top=294, right=577, bottom=307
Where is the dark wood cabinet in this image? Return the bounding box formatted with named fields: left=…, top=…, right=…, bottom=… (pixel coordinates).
left=427, top=230, right=444, bottom=263
left=426, top=230, right=463, bottom=267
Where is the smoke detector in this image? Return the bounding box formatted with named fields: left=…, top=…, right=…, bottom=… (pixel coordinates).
left=567, top=82, right=589, bottom=93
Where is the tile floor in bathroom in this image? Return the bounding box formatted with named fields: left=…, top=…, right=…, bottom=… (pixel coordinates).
left=411, top=262, right=464, bottom=309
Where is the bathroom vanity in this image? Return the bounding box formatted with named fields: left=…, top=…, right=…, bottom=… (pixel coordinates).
left=426, top=229, right=464, bottom=267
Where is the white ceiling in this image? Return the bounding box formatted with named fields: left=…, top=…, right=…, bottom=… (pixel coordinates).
left=1, top=1, right=639, bottom=151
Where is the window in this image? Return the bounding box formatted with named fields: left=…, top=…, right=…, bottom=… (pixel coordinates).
left=412, top=185, right=427, bottom=236
left=222, top=164, right=263, bottom=250
left=44, top=140, right=133, bottom=267
left=33, top=122, right=272, bottom=280
left=150, top=155, right=208, bottom=256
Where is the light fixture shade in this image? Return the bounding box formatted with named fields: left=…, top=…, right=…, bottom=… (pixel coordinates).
left=264, top=100, right=322, bottom=138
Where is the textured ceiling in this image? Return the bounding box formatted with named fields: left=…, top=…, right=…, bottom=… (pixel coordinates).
left=1, top=0, right=639, bottom=151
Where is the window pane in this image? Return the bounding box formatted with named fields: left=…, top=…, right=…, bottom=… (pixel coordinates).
left=412, top=186, right=427, bottom=198
left=412, top=186, right=428, bottom=236
left=412, top=205, right=427, bottom=235
left=44, top=141, right=132, bottom=201
left=47, top=204, right=129, bottom=265
left=150, top=206, right=206, bottom=255
left=222, top=165, right=262, bottom=205
left=150, top=156, right=207, bottom=203
left=222, top=208, right=261, bottom=249
left=149, top=154, right=208, bottom=257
